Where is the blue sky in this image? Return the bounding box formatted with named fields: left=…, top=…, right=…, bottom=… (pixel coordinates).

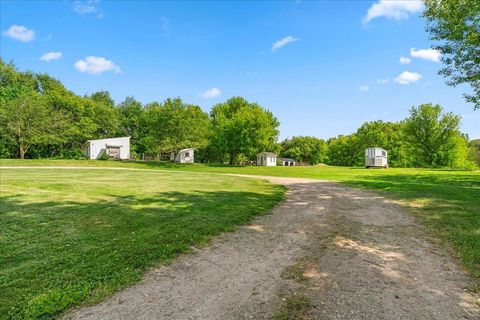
left=1, top=0, right=479, bottom=140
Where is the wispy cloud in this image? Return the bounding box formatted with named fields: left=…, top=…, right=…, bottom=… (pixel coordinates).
left=377, top=78, right=390, bottom=84
left=399, top=56, right=411, bottom=64
left=74, top=56, right=121, bottom=74
left=3, top=25, right=35, bottom=42
left=201, top=88, right=221, bottom=98
left=271, top=36, right=298, bottom=52
left=363, top=0, right=423, bottom=23
left=410, top=48, right=441, bottom=62
left=359, top=85, right=369, bottom=92
left=394, top=71, right=422, bottom=85
left=40, top=52, right=62, bottom=62
left=74, top=0, right=103, bottom=17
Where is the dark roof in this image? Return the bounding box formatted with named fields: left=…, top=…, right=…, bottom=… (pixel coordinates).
left=280, top=158, right=296, bottom=162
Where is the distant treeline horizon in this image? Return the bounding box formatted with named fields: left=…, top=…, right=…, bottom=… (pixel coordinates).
left=1, top=59, right=479, bottom=169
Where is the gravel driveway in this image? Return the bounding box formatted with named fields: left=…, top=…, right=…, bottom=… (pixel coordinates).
left=67, top=176, right=479, bottom=320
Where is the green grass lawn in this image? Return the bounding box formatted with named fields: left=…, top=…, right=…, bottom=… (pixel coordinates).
left=0, top=167, right=285, bottom=319
left=1, top=159, right=479, bottom=318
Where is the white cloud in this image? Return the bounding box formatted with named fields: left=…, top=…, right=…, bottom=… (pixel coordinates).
left=359, top=85, right=369, bottom=92
left=394, top=71, right=422, bottom=85
left=377, top=78, right=390, bottom=84
left=399, top=56, right=411, bottom=64
left=74, top=56, right=121, bottom=74
left=363, top=0, right=423, bottom=23
left=271, top=36, right=298, bottom=52
left=3, top=25, right=35, bottom=42
left=74, top=0, right=102, bottom=17
left=40, top=52, right=62, bottom=62
left=74, top=0, right=97, bottom=14
left=201, top=88, right=221, bottom=98
left=410, top=48, right=441, bottom=62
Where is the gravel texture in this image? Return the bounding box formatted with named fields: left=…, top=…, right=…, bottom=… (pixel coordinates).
left=67, top=176, right=479, bottom=320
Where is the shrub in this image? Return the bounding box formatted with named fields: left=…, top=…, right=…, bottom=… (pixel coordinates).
left=98, top=151, right=109, bottom=160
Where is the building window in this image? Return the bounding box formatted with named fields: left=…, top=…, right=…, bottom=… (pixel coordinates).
left=185, top=152, right=190, bottom=157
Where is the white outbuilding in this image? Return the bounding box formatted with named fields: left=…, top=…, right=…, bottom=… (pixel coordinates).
left=280, top=158, right=296, bottom=166
left=171, top=148, right=195, bottom=163
left=257, top=152, right=278, bottom=166
left=365, top=147, right=388, bottom=168
left=86, top=137, right=130, bottom=160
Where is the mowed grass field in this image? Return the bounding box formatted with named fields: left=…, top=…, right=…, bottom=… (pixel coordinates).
left=0, top=167, right=285, bottom=319
left=1, top=159, right=479, bottom=318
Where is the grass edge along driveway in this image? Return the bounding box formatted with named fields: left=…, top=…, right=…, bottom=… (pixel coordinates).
left=2, top=159, right=478, bottom=282
left=0, top=168, right=286, bottom=319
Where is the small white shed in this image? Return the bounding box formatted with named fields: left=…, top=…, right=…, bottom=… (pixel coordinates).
left=365, top=147, right=388, bottom=168
left=86, top=137, right=130, bottom=160
left=172, top=148, right=194, bottom=163
left=257, top=152, right=278, bottom=166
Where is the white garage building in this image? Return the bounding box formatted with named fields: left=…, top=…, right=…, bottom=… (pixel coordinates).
left=86, top=137, right=131, bottom=160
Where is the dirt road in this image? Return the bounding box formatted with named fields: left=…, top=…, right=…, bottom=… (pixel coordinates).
left=67, top=176, right=479, bottom=319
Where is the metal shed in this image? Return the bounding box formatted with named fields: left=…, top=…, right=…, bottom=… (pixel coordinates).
left=365, top=147, right=388, bottom=168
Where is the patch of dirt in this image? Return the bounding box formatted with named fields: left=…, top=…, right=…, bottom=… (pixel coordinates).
left=66, top=176, right=479, bottom=320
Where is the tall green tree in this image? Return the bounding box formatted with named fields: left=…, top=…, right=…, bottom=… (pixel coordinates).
left=210, top=97, right=279, bottom=164
left=355, top=121, right=412, bottom=167
left=89, top=91, right=119, bottom=138
left=448, top=133, right=472, bottom=168
left=1, top=61, right=107, bottom=158
left=325, top=135, right=359, bottom=166
left=36, top=74, right=99, bottom=157
left=0, top=94, right=68, bottom=159
left=116, top=96, right=148, bottom=156
left=0, top=60, right=39, bottom=157
left=468, top=139, right=480, bottom=166
left=424, top=0, right=480, bottom=109
left=280, top=136, right=327, bottom=165
left=404, top=103, right=462, bottom=167
left=0, top=59, right=38, bottom=104
left=147, top=98, right=210, bottom=158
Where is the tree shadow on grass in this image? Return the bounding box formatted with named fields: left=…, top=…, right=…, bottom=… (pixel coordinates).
left=0, top=188, right=284, bottom=320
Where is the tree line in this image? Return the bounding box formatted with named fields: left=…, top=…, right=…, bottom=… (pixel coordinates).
left=0, top=60, right=478, bottom=168
left=0, top=60, right=279, bottom=164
